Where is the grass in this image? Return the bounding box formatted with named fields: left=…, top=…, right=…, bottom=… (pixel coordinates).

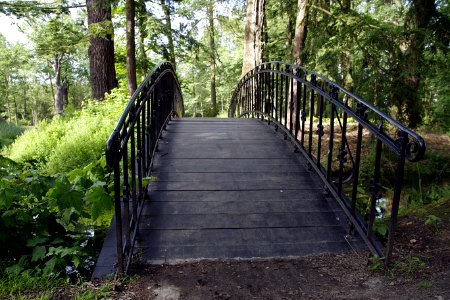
left=0, top=120, right=25, bottom=149
left=0, top=272, right=115, bottom=299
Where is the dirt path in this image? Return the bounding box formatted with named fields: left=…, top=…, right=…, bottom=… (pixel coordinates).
left=107, top=201, right=450, bottom=300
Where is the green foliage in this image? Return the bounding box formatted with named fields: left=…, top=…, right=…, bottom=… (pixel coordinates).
left=418, top=280, right=433, bottom=289
left=0, top=120, right=24, bottom=149
left=0, top=270, right=63, bottom=299
left=392, top=256, right=426, bottom=278
left=0, top=154, right=113, bottom=278
left=424, top=214, right=441, bottom=226
left=367, top=255, right=385, bottom=272
left=4, top=90, right=127, bottom=174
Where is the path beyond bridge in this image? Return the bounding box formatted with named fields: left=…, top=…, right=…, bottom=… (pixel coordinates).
left=93, top=118, right=362, bottom=278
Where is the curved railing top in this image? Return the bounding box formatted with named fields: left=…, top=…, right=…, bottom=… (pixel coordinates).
left=104, top=61, right=183, bottom=274
left=106, top=62, right=184, bottom=164
left=229, top=61, right=426, bottom=163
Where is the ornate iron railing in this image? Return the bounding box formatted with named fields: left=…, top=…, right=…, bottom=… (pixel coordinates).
left=229, top=61, right=426, bottom=263
left=106, top=62, right=183, bottom=273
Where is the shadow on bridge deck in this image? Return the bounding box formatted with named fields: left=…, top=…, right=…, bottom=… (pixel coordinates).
left=93, top=118, right=364, bottom=278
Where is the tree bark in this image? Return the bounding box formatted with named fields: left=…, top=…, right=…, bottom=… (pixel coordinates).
left=87, top=0, right=118, bottom=100
left=5, top=76, right=11, bottom=122
left=53, top=55, right=64, bottom=115
left=160, top=0, right=176, bottom=70
left=242, top=0, right=265, bottom=76
left=207, top=0, right=218, bottom=116
left=126, top=0, right=137, bottom=95
left=137, top=0, right=148, bottom=79
left=396, top=0, right=435, bottom=127
left=292, top=0, right=308, bottom=65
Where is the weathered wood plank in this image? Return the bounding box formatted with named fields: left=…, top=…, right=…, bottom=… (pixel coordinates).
left=146, top=190, right=324, bottom=202
left=141, top=199, right=334, bottom=215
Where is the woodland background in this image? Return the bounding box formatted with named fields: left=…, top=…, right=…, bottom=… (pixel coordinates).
left=0, top=0, right=449, bottom=297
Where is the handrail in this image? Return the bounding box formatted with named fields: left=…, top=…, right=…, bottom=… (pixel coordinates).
left=105, top=62, right=184, bottom=274
left=229, top=61, right=426, bottom=263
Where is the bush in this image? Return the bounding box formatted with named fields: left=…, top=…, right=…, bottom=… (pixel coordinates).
left=0, top=155, right=113, bottom=278
left=0, top=120, right=25, bottom=149
left=3, top=87, right=128, bottom=175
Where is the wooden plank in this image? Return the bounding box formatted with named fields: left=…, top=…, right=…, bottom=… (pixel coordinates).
left=139, top=212, right=340, bottom=230
left=141, top=199, right=334, bottom=215
left=150, top=171, right=311, bottom=182
left=151, top=158, right=306, bottom=173
left=138, top=241, right=351, bottom=262
left=147, top=179, right=318, bottom=191
left=146, top=190, right=325, bottom=202
left=138, top=226, right=347, bottom=246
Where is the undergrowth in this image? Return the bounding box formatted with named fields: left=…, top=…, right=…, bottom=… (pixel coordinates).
left=3, top=87, right=128, bottom=175
left=0, top=87, right=128, bottom=285
left=0, top=120, right=25, bottom=149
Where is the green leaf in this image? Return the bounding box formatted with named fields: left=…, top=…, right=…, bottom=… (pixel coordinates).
left=84, top=185, right=113, bottom=222
left=0, top=188, right=14, bottom=209
left=27, top=236, right=49, bottom=247
left=5, top=263, right=24, bottom=275
left=43, top=257, right=58, bottom=275
left=31, top=245, right=47, bottom=262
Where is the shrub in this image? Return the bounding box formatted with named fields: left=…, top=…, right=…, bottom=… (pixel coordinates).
left=3, top=87, right=128, bottom=175
left=0, top=120, right=25, bottom=149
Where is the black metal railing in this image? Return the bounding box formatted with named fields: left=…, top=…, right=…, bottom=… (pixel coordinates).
left=106, top=62, right=183, bottom=273
left=229, top=61, right=426, bottom=263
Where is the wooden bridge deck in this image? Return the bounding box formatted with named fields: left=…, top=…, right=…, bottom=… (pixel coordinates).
left=93, top=118, right=362, bottom=277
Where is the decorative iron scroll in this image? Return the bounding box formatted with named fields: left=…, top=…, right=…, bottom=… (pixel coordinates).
left=229, top=61, right=426, bottom=263
left=106, top=62, right=183, bottom=273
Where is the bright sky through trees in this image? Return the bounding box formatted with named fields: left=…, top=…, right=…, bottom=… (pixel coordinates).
left=0, top=15, right=27, bottom=43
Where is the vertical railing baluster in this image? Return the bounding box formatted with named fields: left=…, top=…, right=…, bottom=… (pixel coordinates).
left=131, top=127, right=137, bottom=226
left=284, top=66, right=289, bottom=128
left=142, top=100, right=147, bottom=173
left=385, top=131, right=408, bottom=264
left=367, top=134, right=383, bottom=241
left=326, top=87, right=337, bottom=181
left=289, top=70, right=294, bottom=135
left=308, top=74, right=316, bottom=157
left=316, top=85, right=325, bottom=168
left=122, top=142, right=131, bottom=251
left=112, top=135, right=124, bottom=274
left=337, top=97, right=349, bottom=195
left=275, top=63, right=279, bottom=122
left=279, top=66, right=284, bottom=125
left=351, top=104, right=366, bottom=215
left=301, top=74, right=307, bottom=148
left=294, top=69, right=301, bottom=140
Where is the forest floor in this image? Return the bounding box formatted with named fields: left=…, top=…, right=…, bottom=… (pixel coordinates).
left=92, top=198, right=449, bottom=300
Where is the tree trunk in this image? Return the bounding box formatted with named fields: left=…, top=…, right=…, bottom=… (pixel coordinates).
left=5, top=77, right=11, bottom=122
left=292, top=0, right=308, bottom=65
left=160, top=0, right=176, bottom=70
left=126, top=0, right=137, bottom=95
left=207, top=0, right=218, bottom=116
left=341, top=0, right=352, bottom=91
left=242, top=0, right=265, bottom=76
left=13, top=96, right=18, bottom=125
left=396, top=0, right=435, bottom=127
left=54, top=55, right=64, bottom=115
left=137, top=0, right=148, bottom=79
left=87, top=0, right=118, bottom=100
left=22, top=86, right=27, bottom=120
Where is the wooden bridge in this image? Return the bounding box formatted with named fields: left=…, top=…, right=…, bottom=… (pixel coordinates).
left=92, top=62, right=425, bottom=278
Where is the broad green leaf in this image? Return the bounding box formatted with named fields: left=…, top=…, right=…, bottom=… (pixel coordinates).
left=27, top=236, right=49, bottom=247
left=31, top=245, right=47, bottom=262
left=84, top=185, right=113, bottom=222
left=43, top=258, right=58, bottom=275
left=0, top=188, right=14, bottom=210
left=5, top=263, right=24, bottom=275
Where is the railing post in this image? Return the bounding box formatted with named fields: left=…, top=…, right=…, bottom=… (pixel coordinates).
left=112, top=135, right=124, bottom=274
left=385, top=130, right=408, bottom=264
